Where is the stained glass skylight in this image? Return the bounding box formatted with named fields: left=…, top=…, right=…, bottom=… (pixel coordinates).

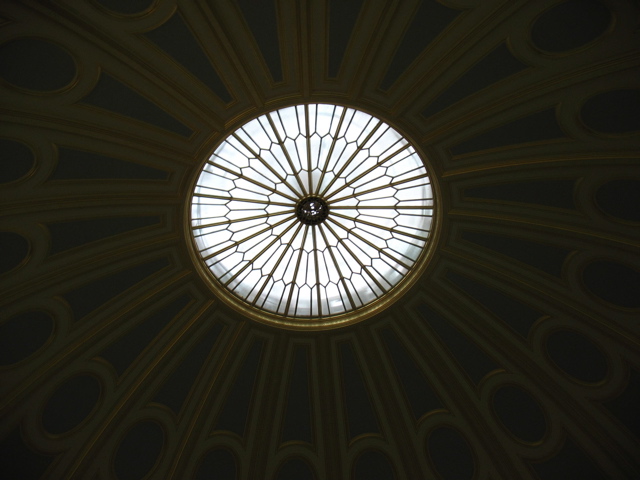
left=189, top=104, right=436, bottom=328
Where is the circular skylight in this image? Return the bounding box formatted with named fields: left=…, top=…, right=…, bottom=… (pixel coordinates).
left=189, top=104, right=437, bottom=329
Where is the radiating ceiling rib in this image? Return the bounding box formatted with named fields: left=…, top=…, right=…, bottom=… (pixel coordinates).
left=161, top=316, right=247, bottom=478
left=143, top=12, right=232, bottom=105
left=203, top=0, right=280, bottom=102
left=0, top=245, right=179, bottom=315
left=324, top=0, right=396, bottom=97
left=0, top=275, right=198, bottom=420
left=449, top=209, right=640, bottom=250
left=176, top=2, right=246, bottom=108
left=439, top=246, right=639, bottom=346
left=244, top=334, right=290, bottom=479
left=283, top=0, right=309, bottom=97
left=441, top=149, right=639, bottom=179
left=315, top=335, right=348, bottom=478
left=59, top=298, right=220, bottom=479
left=356, top=327, right=431, bottom=477
left=34, top=1, right=226, bottom=134
left=387, top=2, right=525, bottom=115
left=434, top=277, right=640, bottom=476
left=419, top=56, right=638, bottom=146
left=398, top=302, right=522, bottom=479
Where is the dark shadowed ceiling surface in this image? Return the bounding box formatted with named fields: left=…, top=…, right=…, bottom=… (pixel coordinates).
left=1, top=0, right=639, bottom=479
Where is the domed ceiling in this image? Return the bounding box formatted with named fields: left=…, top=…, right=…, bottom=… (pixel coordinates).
left=1, top=0, right=639, bottom=479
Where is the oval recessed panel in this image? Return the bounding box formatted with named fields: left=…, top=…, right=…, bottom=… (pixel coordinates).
left=0, top=139, right=34, bottom=184
left=531, top=0, right=611, bottom=53
left=0, top=311, right=53, bottom=365
left=0, top=38, right=76, bottom=92
left=114, top=421, right=164, bottom=480
left=492, top=384, right=547, bottom=443
left=42, top=375, right=101, bottom=435
left=581, top=89, right=640, bottom=134
left=427, top=427, right=474, bottom=480
left=595, top=179, right=640, bottom=222
left=546, top=329, right=608, bottom=383
left=583, top=260, right=640, bottom=309
left=0, top=231, right=29, bottom=274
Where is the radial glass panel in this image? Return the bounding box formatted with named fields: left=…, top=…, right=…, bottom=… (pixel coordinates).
left=190, top=104, right=436, bottom=327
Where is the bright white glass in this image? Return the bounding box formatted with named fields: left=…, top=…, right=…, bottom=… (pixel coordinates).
left=191, top=104, right=434, bottom=318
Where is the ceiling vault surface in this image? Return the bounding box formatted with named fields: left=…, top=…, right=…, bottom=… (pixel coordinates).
left=0, top=0, right=639, bottom=479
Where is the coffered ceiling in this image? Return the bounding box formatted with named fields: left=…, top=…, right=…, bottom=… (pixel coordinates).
left=1, top=1, right=639, bottom=479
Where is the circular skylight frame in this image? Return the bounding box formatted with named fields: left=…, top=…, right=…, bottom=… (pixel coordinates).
left=187, top=103, right=439, bottom=330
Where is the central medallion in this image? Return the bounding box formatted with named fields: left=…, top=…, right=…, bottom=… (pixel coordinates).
left=296, top=196, right=329, bottom=226
left=188, top=103, right=438, bottom=329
